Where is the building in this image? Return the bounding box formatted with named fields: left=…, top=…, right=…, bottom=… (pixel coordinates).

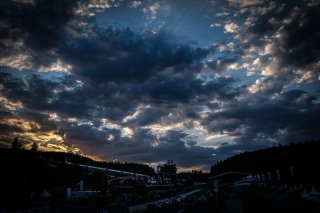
left=157, top=160, right=177, bottom=184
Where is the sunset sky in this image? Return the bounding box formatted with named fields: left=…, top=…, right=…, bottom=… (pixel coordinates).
left=0, top=0, right=319, bottom=171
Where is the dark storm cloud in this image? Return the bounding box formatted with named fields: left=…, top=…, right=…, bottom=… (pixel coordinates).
left=203, top=89, right=320, bottom=151
left=63, top=124, right=111, bottom=147
left=103, top=128, right=216, bottom=169
left=21, top=110, right=59, bottom=132
left=0, top=0, right=210, bottom=82
left=0, top=123, right=24, bottom=135
left=0, top=72, right=60, bottom=111
left=0, top=67, right=236, bottom=122
left=199, top=0, right=320, bottom=157
left=143, top=75, right=237, bottom=104
left=0, top=110, right=13, bottom=120
left=125, top=107, right=169, bottom=126
left=0, top=0, right=78, bottom=70
left=1, top=0, right=320, bottom=170
left=0, top=71, right=110, bottom=120
left=0, top=67, right=232, bottom=169
left=274, top=5, right=320, bottom=68
left=60, top=122, right=216, bottom=169
left=206, top=58, right=239, bottom=73
left=239, top=1, right=320, bottom=70
left=58, top=29, right=208, bottom=83
left=0, top=0, right=75, bottom=49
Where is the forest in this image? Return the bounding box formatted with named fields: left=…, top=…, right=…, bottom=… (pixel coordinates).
left=210, top=139, right=320, bottom=185
left=0, top=141, right=155, bottom=210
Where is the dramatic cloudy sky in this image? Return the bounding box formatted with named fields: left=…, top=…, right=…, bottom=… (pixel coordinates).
left=0, top=0, right=320, bottom=171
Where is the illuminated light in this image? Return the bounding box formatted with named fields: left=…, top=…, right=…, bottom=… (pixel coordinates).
left=0, top=55, right=71, bottom=73
left=101, top=118, right=121, bottom=129
left=0, top=54, right=30, bottom=70
left=9, top=130, right=66, bottom=152
left=131, top=1, right=143, bottom=8
left=79, top=153, right=102, bottom=162
left=63, top=80, right=83, bottom=91
left=122, top=110, right=140, bottom=122
left=88, top=1, right=112, bottom=9
left=38, top=59, right=72, bottom=73
left=294, top=70, right=315, bottom=83
left=122, top=105, right=147, bottom=122
left=263, top=43, right=273, bottom=55
left=226, top=63, right=240, bottom=70
left=36, top=131, right=63, bottom=143
left=145, top=122, right=185, bottom=136
left=192, top=120, right=207, bottom=132
left=204, top=134, right=225, bottom=141
left=71, top=147, right=81, bottom=153
left=67, top=117, right=78, bottom=122
left=224, top=22, right=239, bottom=33
left=67, top=117, right=93, bottom=126
left=2, top=118, right=41, bottom=131
left=202, top=145, right=220, bottom=149
left=101, top=118, right=134, bottom=137
left=48, top=112, right=61, bottom=121
left=252, top=58, right=261, bottom=66
left=151, top=140, right=160, bottom=147
left=210, top=23, right=222, bottom=27
left=46, top=143, right=68, bottom=152
left=248, top=78, right=264, bottom=94
left=107, top=134, right=114, bottom=141
left=76, top=80, right=84, bottom=87
left=122, top=127, right=133, bottom=137
left=149, top=2, right=160, bottom=19
left=0, top=97, right=23, bottom=111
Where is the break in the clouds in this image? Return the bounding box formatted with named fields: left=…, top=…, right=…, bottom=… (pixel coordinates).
left=0, top=0, right=320, bottom=171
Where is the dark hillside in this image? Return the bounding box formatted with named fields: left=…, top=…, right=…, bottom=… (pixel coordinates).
left=210, top=140, right=320, bottom=185
left=0, top=148, right=155, bottom=210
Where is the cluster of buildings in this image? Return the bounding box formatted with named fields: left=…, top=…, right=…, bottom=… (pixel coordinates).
left=62, top=160, right=179, bottom=202
left=157, top=160, right=177, bottom=184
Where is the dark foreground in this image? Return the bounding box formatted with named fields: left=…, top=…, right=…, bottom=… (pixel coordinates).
left=134, top=184, right=320, bottom=213
left=1, top=184, right=319, bottom=213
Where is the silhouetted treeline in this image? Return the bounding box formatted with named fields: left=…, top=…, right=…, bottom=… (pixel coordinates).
left=0, top=148, right=82, bottom=209
left=51, top=151, right=155, bottom=176
left=0, top=147, right=155, bottom=175
left=210, top=139, right=320, bottom=184
left=0, top=148, right=155, bottom=210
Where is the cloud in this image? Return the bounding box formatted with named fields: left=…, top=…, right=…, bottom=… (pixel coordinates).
left=0, top=0, right=77, bottom=72
left=273, top=5, right=320, bottom=69
left=0, top=59, right=235, bottom=169
left=233, top=1, right=320, bottom=79
left=131, top=1, right=143, bottom=8
left=59, top=29, right=208, bottom=84
left=224, top=22, right=239, bottom=33
left=228, top=0, right=264, bottom=8
left=149, top=2, right=160, bottom=19
left=1, top=0, right=320, bottom=170
left=60, top=122, right=217, bottom=169
left=203, top=88, right=320, bottom=155
left=0, top=0, right=76, bottom=50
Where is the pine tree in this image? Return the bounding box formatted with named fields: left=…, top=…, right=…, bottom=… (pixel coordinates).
left=31, top=142, right=38, bottom=152
left=12, top=137, right=22, bottom=149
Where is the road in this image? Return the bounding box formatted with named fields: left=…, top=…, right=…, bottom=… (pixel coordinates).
left=128, top=188, right=201, bottom=212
